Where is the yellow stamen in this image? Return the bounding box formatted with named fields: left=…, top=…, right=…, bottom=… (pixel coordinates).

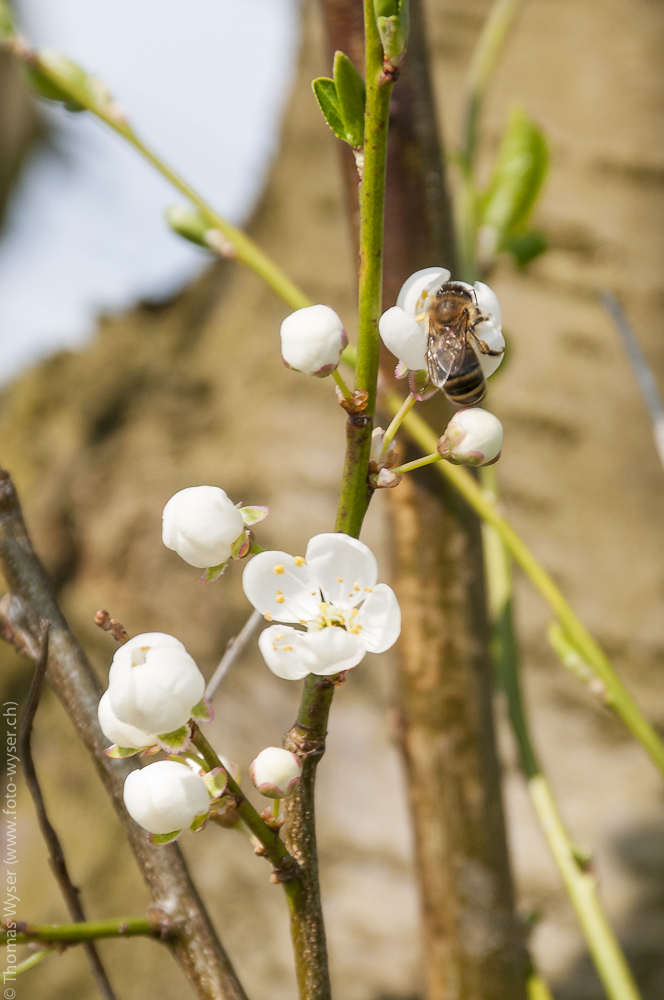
left=364, top=587, right=373, bottom=593
left=282, top=645, right=293, bottom=652
left=273, top=564, right=285, bottom=574
left=336, top=576, right=343, bottom=582
left=415, top=311, right=426, bottom=321
left=353, top=582, right=360, bottom=591
left=264, top=612, right=273, bottom=622
left=294, top=556, right=306, bottom=567
left=275, top=595, right=285, bottom=604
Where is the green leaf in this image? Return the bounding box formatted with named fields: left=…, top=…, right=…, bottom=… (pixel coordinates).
left=239, top=505, right=269, bottom=526
left=0, top=0, right=15, bottom=40
left=312, top=78, right=346, bottom=142
left=333, top=52, right=365, bottom=148
left=156, top=725, right=191, bottom=753
left=479, top=107, right=549, bottom=241
left=191, top=697, right=214, bottom=723
left=190, top=811, right=209, bottom=833
left=376, top=15, right=407, bottom=66
left=200, top=561, right=228, bottom=583
left=104, top=744, right=142, bottom=759
left=202, top=767, right=228, bottom=800
left=374, top=0, right=398, bottom=17
left=22, top=66, right=86, bottom=113
left=148, top=830, right=181, bottom=846
left=165, top=205, right=210, bottom=248
left=502, top=230, right=547, bottom=269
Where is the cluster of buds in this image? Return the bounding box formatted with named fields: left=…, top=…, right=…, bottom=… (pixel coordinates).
left=369, top=427, right=401, bottom=488
left=162, top=485, right=268, bottom=582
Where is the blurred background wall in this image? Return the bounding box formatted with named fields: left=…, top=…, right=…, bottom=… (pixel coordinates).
left=1, top=0, right=664, bottom=998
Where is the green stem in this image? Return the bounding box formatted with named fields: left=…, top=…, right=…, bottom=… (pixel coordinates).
left=526, top=966, right=554, bottom=1000
left=13, top=947, right=56, bottom=975
left=391, top=394, right=664, bottom=775
left=381, top=392, right=415, bottom=452
left=481, top=483, right=641, bottom=1000
left=191, top=729, right=298, bottom=879
left=391, top=452, right=441, bottom=476
left=1, top=917, right=155, bottom=944
left=336, top=3, right=394, bottom=538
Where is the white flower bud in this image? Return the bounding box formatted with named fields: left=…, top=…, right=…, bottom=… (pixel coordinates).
left=123, top=760, right=210, bottom=835
left=438, top=407, right=503, bottom=467
left=163, top=486, right=245, bottom=569
left=249, top=746, right=302, bottom=798
left=280, top=304, right=347, bottom=376
left=108, top=632, right=205, bottom=735
left=98, top=690, right=156, bottom=750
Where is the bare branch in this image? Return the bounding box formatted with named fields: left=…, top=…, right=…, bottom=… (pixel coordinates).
left=18, top=622, right=117, bottom=1000
left=205, top=609, right=262, bottom=701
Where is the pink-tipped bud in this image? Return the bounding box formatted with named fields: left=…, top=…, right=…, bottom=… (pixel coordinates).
left=249, top=747, right=302, bottom=799
left=437, top=407, right=503, bottom=467
left=280, top=305, right=347, bottom=376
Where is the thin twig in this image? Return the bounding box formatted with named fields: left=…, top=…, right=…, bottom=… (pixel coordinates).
left=18, top=622, right=117, bottom=1000
left=600, top=290, right=664, bottom=470
left=205, top=609, right=262, bottom=701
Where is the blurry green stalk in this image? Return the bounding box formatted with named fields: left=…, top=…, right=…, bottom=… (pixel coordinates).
left=481, top=465, right=641, bottom=1000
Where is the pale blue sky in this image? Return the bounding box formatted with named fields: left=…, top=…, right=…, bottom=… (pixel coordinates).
left=0, top=0, right=300, bottom=380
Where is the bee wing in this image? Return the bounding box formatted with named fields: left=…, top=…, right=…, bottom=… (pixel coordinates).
left=426, top=327, right=467, bottom=388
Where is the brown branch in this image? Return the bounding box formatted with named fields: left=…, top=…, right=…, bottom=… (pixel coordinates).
left=0, top=468, right=248, bottom=1000
left=18, top=621, right=117, bottom=1000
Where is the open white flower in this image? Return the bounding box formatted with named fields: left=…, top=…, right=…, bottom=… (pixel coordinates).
left=163, top=486, right=245, bottom=569
left=108, top=632, right=205, bottom=736
left=242, top=533, right=400, bottom=680
left=280, top=304, right=347, bottom=377
left=438, top=407, right=503, bottom=467
left=250, top=747, right=302, bottom=798
left=123, top=760, right=210, bottom=837
left=378, top=267, right=505, bottom=392
left=98, top=690, right=156, bottom=752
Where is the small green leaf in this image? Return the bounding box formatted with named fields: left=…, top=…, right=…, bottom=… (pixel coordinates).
left=191, top=697, right=214, bottom=723
left=156, top=725, right=191, bottom=753
left=0, top=0, right=15, bottom=40
left=240, top=505, right=269, bottom=526
left=376, top=15, right=406, bottom=66
left=479, top=108, right=549, bottom=242
left=333, top=52, right=365, bottom=148
left=166, top=205, right=210, bottom=248
left=200, top=561, right=228, bottom=583
left=34, top=49, right=92, bottom=111
left=202, top=767, right=228, bottom=799
left=22, top=66, right=86, bottom=113
left=104, top=744, right=141, bottom=759
left=374, top=0, right=398, bottom=17
left=312, top=77, right=346, bottom=142
left=148, top=830, right=181, bottom=846
left=190, top=811, right=209, bottom=833
left=502, top=230, right=547, bottom=269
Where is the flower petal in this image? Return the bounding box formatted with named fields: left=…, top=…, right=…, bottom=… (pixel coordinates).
left=305, top=533, right=378, bottom=609
left=242, top=551, right=321, bottom=623
left=296, top=627, right=365, bottom=675
left=473, top=321, right=505, bottom=378
left=396, top=267, right=451, bottom=315
left=379, top=306, right=428, bottom=371
left=258, top=625, right=311, bottom=680
left=356, top=583, right=401, bottom=653
left=474, top=281, right=502, bottom=327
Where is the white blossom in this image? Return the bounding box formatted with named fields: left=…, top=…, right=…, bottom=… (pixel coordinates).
left=242, top=533, right=400, bottom=680
left=378, top=267, right=505, bottom=381
left=280, top=304, right=347, bottom=376
left=250, top=747, right=302, bottom=798
left=123, top=760, right=210, bottom=835
left=438, top=407, right=503, bottom=466
left=98, top=690, right=156, bottom=750
left=108, top=632, right=205, bottom=735
left=162, top=486, right=245, bottom=569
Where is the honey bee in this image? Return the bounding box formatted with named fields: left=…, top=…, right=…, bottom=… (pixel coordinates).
left=425, top=281, right=504, bottom=406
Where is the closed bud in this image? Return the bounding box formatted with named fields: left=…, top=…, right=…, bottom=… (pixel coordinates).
left=98, top=690, right=156, bottom=751
left=123, top=760, right=210, bottom=836
left=438, top=407, right=503, bottom=467
left=108, top=632, right=205, bottom=735
left=249, top=747, right=302, bottom=799
left=162, top=486, right=245, bottom=570
left=280, top=305, right=347, bottom=377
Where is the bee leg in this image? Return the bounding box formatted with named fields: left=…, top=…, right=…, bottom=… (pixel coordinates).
left=470, top=329, right=505, bottom=356
left=470, top=313, right=490, bottom=329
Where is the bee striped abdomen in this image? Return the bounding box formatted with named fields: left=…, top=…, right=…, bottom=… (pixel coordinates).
left=443, top=365, right=487, bottom=405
